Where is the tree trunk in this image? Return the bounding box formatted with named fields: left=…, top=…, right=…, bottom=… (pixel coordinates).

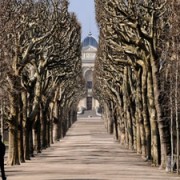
left=170, top=76, right=174, bottom=172
left=175, top=59, right=179, bottom=174
left=141, top=65, right=151, bottom=160
left=106, top=104, right=113, bottom=134
left=33, top=115, right=41, bottom=154
left=18, top=94, right=25, bottom=163
left=147, top=69, right=159, bottom=166
left=136, top=69, right=146, bottom=157
left=0, top=101, right=4, bottom=141
left=123, top=67, right=133, bottom=149
left=29, top=125, right=34, bottom=157
left=7, top=93, right=20, bottom=165
left=42, top=109, right=48, bottom=149
left=150, top=56, right=169, bottom=168
left=24, top=120, right=31, bottom=160
left=113, top=109, right=119, bottom=141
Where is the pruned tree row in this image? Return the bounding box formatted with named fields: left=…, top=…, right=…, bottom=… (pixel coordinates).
left=94, top=0, right=180, bottom=173
left=0, top=0, right=85, bottom=165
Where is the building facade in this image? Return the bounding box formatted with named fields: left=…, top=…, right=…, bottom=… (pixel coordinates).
left=78, top=32, right=99, bottom=111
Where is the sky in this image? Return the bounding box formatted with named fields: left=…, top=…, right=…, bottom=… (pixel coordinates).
left=68, top=0, right=99, bottom=41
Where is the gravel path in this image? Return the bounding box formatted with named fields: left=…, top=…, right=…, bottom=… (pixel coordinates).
left=5, top=117, right=179, bottom=180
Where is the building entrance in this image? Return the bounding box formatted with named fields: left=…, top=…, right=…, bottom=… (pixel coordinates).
left=87, top=97, right=92, bottom=110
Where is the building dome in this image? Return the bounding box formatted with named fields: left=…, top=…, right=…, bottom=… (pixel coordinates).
left=82, top=32, right=98, bottom=48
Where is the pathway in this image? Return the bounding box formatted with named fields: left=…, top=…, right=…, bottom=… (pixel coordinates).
left=5, top=117, right=179, bottom=180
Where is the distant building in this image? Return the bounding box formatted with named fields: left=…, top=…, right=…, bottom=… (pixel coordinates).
left=78, top=32, right=99, bottom=110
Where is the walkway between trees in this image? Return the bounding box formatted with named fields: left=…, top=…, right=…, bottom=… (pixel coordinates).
left=5, top=117, right=179, bottom=180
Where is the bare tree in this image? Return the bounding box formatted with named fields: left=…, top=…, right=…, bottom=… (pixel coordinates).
left=0, top=0, right=84, bottom=165
left=94, top=0, right=179, bottom=170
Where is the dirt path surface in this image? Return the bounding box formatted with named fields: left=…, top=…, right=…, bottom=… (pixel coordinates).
left=5, top=117, right=179, bottom=180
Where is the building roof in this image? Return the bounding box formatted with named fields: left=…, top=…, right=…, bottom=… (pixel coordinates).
left=82, top=32, right=98, bottom=48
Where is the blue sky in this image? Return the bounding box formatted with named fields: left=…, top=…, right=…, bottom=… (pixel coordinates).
left=68, top=0, right=99, bottom=41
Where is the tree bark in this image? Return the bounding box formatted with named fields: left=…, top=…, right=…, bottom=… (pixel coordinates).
left=147, top=69, right=159, bottom=166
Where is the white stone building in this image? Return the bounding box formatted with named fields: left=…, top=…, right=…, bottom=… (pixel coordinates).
left=78, top=32, right=99, bottom=111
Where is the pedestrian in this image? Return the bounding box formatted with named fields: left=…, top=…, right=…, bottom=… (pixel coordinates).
left=0, top=135, right=6, bottom=180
